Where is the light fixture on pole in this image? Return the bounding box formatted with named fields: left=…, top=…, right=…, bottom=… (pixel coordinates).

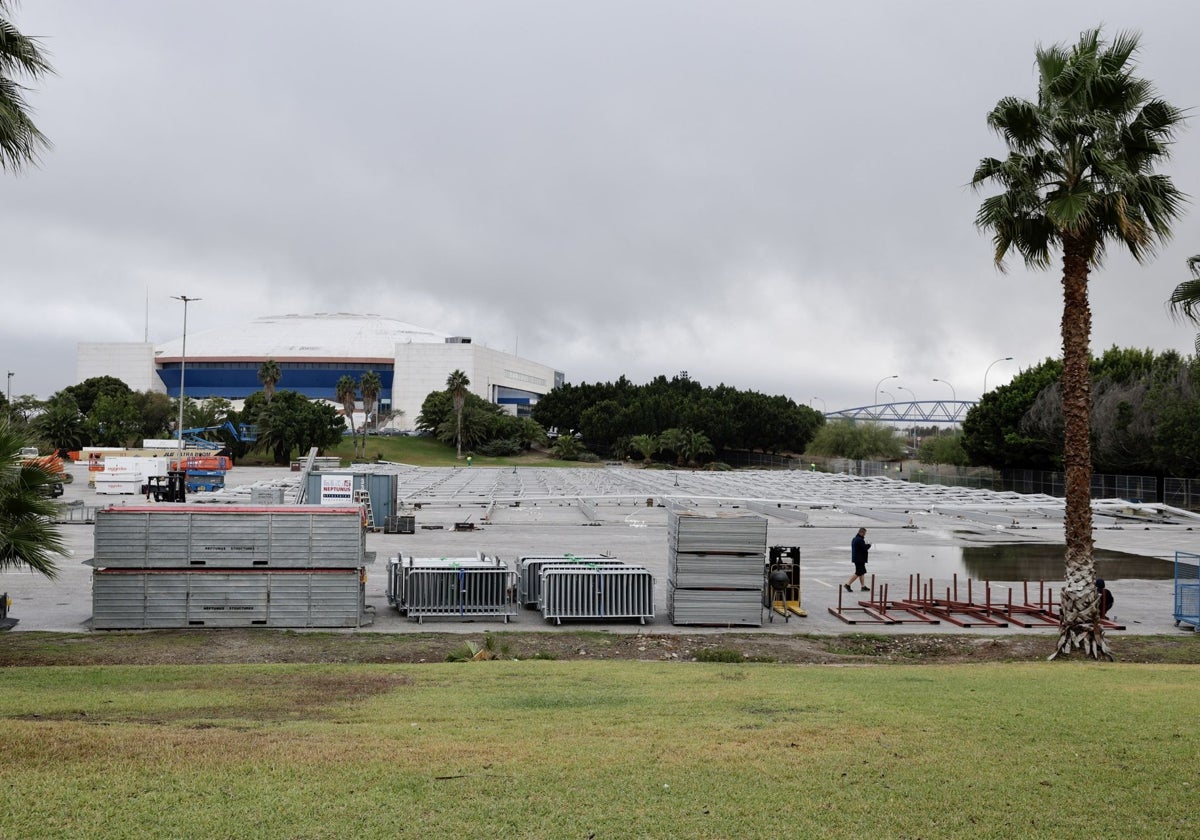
left=874, top=374, right=898, bottom=405
left=932, top=378, right=956, bottom=401
left=896, top=385, right=918, bottom=450
left=810, top=396, right=826, bottom=413
left=983, top=356, right=1014, bottom=394
left=878, top=390, right=895, bottom=403
left=171, top=295, right=201, bottom=458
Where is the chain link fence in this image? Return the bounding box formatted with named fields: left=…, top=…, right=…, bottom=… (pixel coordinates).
left=718, top=450, right=1199, bottom=509
left=1164, top=477, right=1200, bottom=510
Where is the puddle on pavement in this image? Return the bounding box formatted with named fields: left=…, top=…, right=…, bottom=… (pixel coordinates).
left=866, top=543, right=1172, bottom=582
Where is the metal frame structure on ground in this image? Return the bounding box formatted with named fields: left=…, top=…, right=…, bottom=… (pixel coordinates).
left=829, top=574, right=1126, bottom=631
left=1175, top=551, right=1199, bottom=630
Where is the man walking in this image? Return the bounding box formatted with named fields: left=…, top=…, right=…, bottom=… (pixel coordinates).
left=845, top=527, right=871, bottom=592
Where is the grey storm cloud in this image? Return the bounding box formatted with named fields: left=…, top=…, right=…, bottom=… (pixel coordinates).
left=2, top=0, right=1199, bottom=410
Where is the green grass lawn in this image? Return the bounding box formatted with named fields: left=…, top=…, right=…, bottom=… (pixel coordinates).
left=241, top=434, right=603, bottom=468
left=2, top=661, right=1196, bottom=838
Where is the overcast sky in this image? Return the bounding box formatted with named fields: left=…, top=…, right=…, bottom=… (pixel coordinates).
left=3, top=1, right=1199, bottom=411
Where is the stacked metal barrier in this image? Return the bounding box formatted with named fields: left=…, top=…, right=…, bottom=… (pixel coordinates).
left=538, top=562, right=654, bottom=625
left=668, top=510, right=767, bottom=626
left=516, top=554, right=618, bottom=607
left=387, top=554, right=515, bottom=624
left=90, top=505, right=373, bottom=629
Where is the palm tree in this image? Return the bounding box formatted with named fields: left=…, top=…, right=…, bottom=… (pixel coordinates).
left=1168, top=256, right=1200, bottom=354
left=359, top=370, right=382, bottom=453
left=335, top=375, right=358, bottom=459
left=679, top=429, right=715, bottom=467
left=629, top=433, right=659, bottom=465
left=446, top=370, right=470, bottom=460
left=657, top=428, right=687, bottom=466
left=34, top=394, right=85, bottom=451
left=0, top=420, right=66, bottom=578
left=257, top=359, right=282, bottom=403
left=0, top=1, right=53, bottom=172
left=972, top=27, right=1185, bottom=660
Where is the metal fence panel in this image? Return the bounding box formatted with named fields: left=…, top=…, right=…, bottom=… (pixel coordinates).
left=402, top=567, right=515, bottom=623
left=517, top=555, right=619, bottom=607
left=539, top=565, right=654, bottom=625
left=1164, top=478, right=1200, bottom=512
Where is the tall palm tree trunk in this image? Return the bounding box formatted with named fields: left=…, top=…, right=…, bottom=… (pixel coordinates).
left=1053, top=235, right=1108, bottom=660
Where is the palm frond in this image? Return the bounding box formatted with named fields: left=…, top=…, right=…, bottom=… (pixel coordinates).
left=1168, top=276, right=1200, bottom=323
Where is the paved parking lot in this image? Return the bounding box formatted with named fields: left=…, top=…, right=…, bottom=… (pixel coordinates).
left=3, top=460, right=1196, bottom=636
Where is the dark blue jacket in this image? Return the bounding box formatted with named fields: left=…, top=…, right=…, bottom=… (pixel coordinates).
left=851, top=534, right=870, bottom=564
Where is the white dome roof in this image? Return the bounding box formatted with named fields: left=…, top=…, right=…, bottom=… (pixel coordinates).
left=156, top=313, right=451, bottom=361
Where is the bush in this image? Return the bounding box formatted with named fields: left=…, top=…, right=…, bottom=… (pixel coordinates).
left=475, top=437, right=522, bottom=457
left=694, top=648, right=745, bottom=663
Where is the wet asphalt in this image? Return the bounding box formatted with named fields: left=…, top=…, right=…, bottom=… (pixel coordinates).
left=2, top=460, right=1196, bottom=637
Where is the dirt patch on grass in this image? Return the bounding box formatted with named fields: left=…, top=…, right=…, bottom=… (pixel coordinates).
left=2, top=629, right=1198, bottom=666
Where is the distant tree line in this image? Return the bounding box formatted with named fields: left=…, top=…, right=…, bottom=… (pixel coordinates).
left=13, top=369, right=349, bottom=465
left=962, top=347, right=1200, bottom=477
left=529, top=373, right=824, bottom=462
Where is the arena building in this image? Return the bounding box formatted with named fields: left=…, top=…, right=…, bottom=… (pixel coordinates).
left=76, top=313, right=564, bottom=429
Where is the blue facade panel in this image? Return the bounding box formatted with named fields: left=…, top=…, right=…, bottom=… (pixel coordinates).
left=495, top=386, right=535, bottom=405
left=158, top=363, right=393, bottom=402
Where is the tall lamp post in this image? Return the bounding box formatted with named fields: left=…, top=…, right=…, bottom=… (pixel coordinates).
left=810, top=396, right=826, bottom=413
left=984, top=356, right=1014, bottom=394
left=171, top=295, right=201, bottom=458
left=874, top=374, right=898, bottom=405
left=896, top=385, right=918, bottom=450
left=933, top=378, right=957, bottom=428
left=932, top=378, right=956, bottom=401
left=5, top=370, right=12, bottom=408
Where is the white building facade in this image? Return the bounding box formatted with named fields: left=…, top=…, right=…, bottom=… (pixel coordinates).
left=75, top=314, right=564, bottom=430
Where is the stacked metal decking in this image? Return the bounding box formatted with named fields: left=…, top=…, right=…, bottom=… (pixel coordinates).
left=90, top=505, right=374, bottom=629
left=387, top=554, right=515, bottom=623
left=537, top=561, right=654, bottom=625
left=668, top=510, right=767, bottom=626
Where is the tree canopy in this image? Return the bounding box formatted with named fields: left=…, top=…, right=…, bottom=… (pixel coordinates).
left=0, top=420, right=66, bottom=578
left=531, top=373, right=823, bottom=458
left=962, top=348, right=1200, bottom=478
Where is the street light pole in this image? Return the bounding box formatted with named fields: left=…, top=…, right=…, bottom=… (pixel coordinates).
left=5, top=371, right=11, bottom=406
left=810, top=396, right=826, bottom=413
left=874, top=374, right=898, bottom=405
left=932, top=378, right=956, bottom=401
left=984, top=356, right=1015, bottom=394
left=896, top=386, right=918, bottom=450
left=171, top=295, right=201, bottom=458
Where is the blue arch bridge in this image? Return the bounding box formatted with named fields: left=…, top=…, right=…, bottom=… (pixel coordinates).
left=824, top=400, right=977, bottom=424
